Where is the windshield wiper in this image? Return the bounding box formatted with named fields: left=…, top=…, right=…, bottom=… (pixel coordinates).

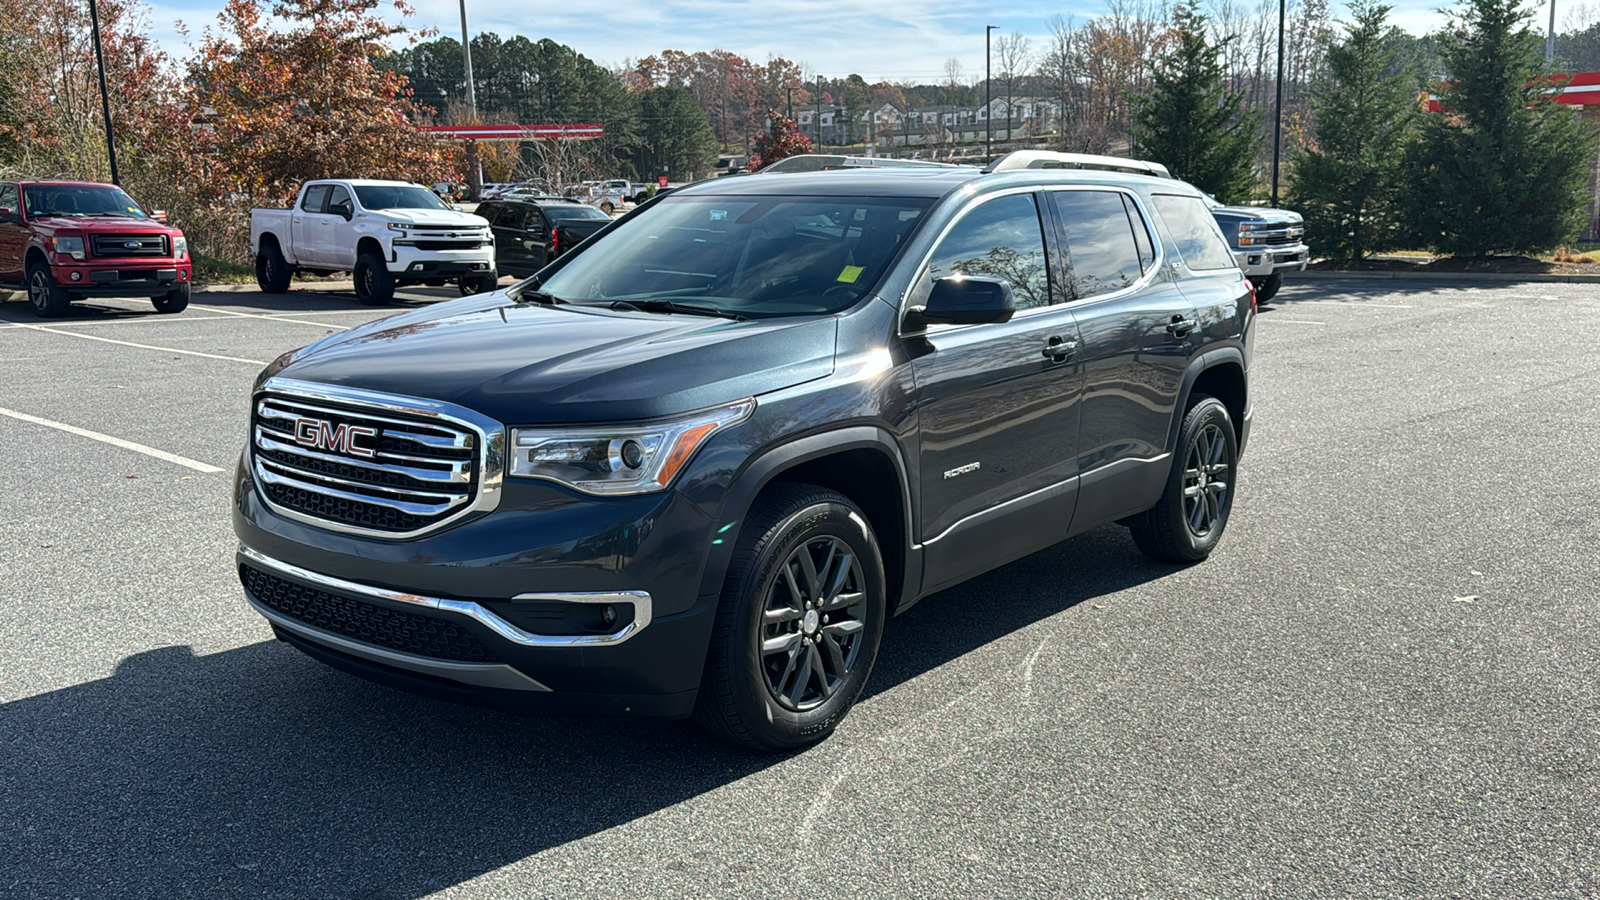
left=511, top=288, right=567, bottom=306
left=607, top=299, right=749, bottom=322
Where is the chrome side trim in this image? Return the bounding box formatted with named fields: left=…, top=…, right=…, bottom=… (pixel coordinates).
left=253, top=377, right=504, bottom=540
left=239, top=545, right=654, bottom=647
left=249, top=596, right=553, bottom=692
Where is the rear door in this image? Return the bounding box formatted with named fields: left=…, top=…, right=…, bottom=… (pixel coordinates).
left=293, top=184, right=332, bottom=265
left=1049, top=187, right=1198, bottom=529
left=0, top=183, right=24, bottom=283
left=909, top=190, right=1086, bottom=591
left=1149, top=192, right=1253, bottom=359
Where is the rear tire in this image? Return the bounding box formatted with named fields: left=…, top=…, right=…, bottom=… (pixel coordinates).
left=27, top=263, right=70, bottom=318
left=255, top=243, right=292, bottom=293
left=1252, top=271, right=1283, bottom=303
left=694, top=484, right=887, bottom=751
left=354, top=253, right=394, bottom=306
left=152, top=282, right=190, bottom=313
left=1129, top=395, right=1238, bottom=563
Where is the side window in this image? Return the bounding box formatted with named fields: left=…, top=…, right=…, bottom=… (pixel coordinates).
left=301, top=184, right=331, bottom=214
left=522, top=208, right=547, bottom=231
left=327, top=185, right=353, bottom=218
left=1124, top=195, right=1155, bottom=272
left=0, top=184, right=18, bottom=212
left=925, top=193, right=1051, bottom=310
left=1151, top=194, right=1237, bottom=271
left=1048, top=190, right=1144, bottom=300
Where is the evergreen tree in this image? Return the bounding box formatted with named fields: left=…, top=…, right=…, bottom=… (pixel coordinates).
left=638, top=87, right=718, bottom=180
left=1131, top=6, right=1262, bottom=203
left=1401, top=0, right=1598, bottom=256
left=1288, top=2, right=1418, bottom=259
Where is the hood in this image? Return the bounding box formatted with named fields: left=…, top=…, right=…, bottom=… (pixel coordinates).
left=365, top=208, right=489, bottom=228
left=1208, top=204, right=1302, bottom=225
left=272, top=297, right=838, bottom=425
left=29, top=215, right=176, bottom=234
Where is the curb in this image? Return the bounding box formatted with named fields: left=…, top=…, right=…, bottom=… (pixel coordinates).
left=196, top=281, right=355, bottom=293
left=1298, top=269, right=1600, bottom=284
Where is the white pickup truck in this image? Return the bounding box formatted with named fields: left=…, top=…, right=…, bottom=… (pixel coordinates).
left=251, top=179, right=498, bottom=304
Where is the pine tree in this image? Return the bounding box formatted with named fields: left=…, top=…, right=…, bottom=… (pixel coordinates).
left=1402, top=0, right=1598, bottom=256
left=1131, top=6, right=1262, bottom=203
left=1288, top=2, right=1418, bottom=260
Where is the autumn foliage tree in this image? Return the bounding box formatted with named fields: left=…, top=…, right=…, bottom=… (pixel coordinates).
left=747, top=110, right=811, bottom=170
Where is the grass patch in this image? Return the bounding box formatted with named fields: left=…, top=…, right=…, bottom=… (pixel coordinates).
left=193, top=254, right=255, bottom=284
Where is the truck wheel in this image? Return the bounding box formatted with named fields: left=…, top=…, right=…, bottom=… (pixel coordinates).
left=1129, top=395, right=1238, bottom=564
left=457, top=272, right=499, bottom=296
left=1252, top=271, right=1283, bottom=303
left=600, top=200, right=615, bottom=215
left=26, top=263, right=71, bottom=318
left=152, top=282, right=190, bottom=314
left=354, top=253, right=394, bottom=306
left=694, top=484, right=887, bottom=751
left=255, top=244, right=292, bottom=293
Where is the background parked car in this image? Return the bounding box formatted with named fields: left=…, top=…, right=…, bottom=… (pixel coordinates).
left=473, top=197, right=615, bottom=277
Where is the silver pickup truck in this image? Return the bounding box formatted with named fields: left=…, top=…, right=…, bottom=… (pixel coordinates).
left=250, top=179, right=498, bottom=304
left=1203, top=197, right=1308, bottom=303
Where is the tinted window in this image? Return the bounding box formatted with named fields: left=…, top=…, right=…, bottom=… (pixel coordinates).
left=1124, top=195, right=1155, bottom=271
left=327, top=185, right=353, bottom=217
left=352, top=185, right=450, bottom=211
left=1152, top=194, right=1236, bottom=271
left=301, top=184, right=331, bottom=213
left=1049, top=190, right=1143, bottom=300
left=545, top=205, right=612, bottom=221
left=0, top=184, right=17, bottom=212
left=538, top=195, right=931, bottom=318
left=926, top=193, right=1050, bottom=309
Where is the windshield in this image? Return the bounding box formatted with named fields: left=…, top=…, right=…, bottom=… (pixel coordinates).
left=353, top=185, right=451, bottom=211
left=538, top=195, right=931, bottom=318
left=23, top=185, right=148, bottom=218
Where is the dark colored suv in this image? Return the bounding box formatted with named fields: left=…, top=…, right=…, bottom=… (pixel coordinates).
left=233, top=153, right=1254, bottom=750
left=474, top=198, right=615, bottom=278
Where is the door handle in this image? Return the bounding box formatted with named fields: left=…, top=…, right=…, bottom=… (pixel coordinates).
left=1165, top=315, right=1195, bottom=338
left=1041, top=335, right=1079, bottom=362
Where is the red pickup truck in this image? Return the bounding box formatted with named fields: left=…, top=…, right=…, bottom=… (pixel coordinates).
left=0, top=180, right=192, bottom=317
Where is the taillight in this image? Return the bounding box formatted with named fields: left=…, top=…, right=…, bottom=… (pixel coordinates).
left=551, top=228, right=560, bottom=256
left=1245, top=275, right=1257, bottom=311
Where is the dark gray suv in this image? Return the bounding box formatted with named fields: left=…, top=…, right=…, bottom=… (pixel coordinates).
left=233, top=153, right=1255, bottom=750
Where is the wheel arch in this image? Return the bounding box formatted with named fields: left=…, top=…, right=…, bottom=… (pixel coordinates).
left=24, top=245, right=50, bottom=271
left=696, top=427, right=918, bottom=616
left=1168, top=350, right=1248, bottom=452
left=256, top=231, right=282, bottom=256
left=355, top=236, right=385, bottom=261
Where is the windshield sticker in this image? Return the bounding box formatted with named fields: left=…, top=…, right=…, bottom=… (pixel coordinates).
left=836, top=266, right=864, bottom=284
left=710, top=209, right=728, bottom=221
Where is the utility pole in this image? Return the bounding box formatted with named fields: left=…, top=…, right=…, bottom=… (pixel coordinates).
left=88, top=0, right=119, bottom=184
left=459, top=0, right=482, bottom=199
left=1548, top=0, right=1557, bottom=66
left=816, top=76, right=824, bottom=152
left=1271, top=0, right=1285, bottom=203
left=986, top=25, right=997, bottom=164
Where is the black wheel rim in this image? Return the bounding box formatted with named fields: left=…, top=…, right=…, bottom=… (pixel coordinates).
left=761, top=535, right=867, bottom=712
left=1183, top=423, right=1230, bottom=538
left=358, top=266, right=372, bottom=297
left=28, top=271, right=48, bottom=310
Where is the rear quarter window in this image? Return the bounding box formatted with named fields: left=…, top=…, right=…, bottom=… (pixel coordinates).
left=1151, top=194, right=1237, bottom=272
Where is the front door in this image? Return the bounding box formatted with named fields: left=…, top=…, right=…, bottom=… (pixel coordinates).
left=909, top=191, right=1085, bottom=591
left=293, top=184, right=332, bottom=266
left=0, top=183, right=24, bottom=283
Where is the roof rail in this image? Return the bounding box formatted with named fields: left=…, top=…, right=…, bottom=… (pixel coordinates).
left=756, top=154, right=974, bottom=174
left=981, top=150, right=1173, bottom=178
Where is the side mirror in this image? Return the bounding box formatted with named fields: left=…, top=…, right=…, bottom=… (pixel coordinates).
left=333, top=202, right=353, bottom=221
left=906, top=276, right=1016, bottom=329
left=150, top=209, right=169, bottom=223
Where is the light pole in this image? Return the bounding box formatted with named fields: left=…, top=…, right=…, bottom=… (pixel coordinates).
left=88, top=0, right=118, bottom=184
left=816, top=76, right=824, bottom=152
left=459, top=0, right=483, bottom=198
left=1271, top=0, right=1285, bottom=202
left=986, top=25, right=997, bottom=164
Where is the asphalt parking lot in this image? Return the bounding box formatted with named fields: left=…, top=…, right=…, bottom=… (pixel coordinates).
left=2, top=277, right=1597, bottom=898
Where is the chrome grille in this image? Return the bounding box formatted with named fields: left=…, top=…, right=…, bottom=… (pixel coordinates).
left=251, top=383, right=503, bottom=537
left=91, top=233, right=168, bottom=257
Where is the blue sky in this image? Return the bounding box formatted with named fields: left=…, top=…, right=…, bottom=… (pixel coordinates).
left=144, top=0, right=1575, bottom=82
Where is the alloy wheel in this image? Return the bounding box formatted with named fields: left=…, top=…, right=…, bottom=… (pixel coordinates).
left=28, top=270, right=48, bottom=311
left=1182, top=423, right=1230, bottom=538
left=760, top=535, right=867, bottom=711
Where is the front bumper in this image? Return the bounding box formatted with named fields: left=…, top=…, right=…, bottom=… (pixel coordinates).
left=233, top=461, right=719, bottom=717
left=52, top=261, right=191, bottom=295
left=389, top=243, right=495, bottom=278
left=1234, top=243, right=1309, bottom=278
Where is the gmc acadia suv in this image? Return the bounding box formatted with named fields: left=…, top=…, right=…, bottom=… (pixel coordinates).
left=233, top=153, right=1254, bottom=750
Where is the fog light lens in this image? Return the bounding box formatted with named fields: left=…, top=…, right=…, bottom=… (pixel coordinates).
left=601, top=604, right=618, bottom=627
left=70, top=271, right=83, bottom=281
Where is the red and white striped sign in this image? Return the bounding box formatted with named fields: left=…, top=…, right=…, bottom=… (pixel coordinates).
left=422, top=124, right=604, bottom=141
left=1427, top=72, right=1600, bottom=111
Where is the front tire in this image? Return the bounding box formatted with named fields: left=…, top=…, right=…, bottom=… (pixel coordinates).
left=354, top=253, right=394, bottom=306
left=695, top=484, right=887, bottom=751
left=1129, top=395, right=1238, bottom=563
left=255, top=243, right=292, bottom=293
left=152, top=282, right=190, bottom=313
left=27, top=263, right=70, bottom=318
left=1252, top=271, right=1283, bottom=303
left=457, top=272, right=499, bottom=295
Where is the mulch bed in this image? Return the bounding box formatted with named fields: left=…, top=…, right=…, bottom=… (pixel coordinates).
left=1308, top=255, right=1599, bottom=275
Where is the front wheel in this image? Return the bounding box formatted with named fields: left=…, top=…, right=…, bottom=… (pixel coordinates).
left=1129, top=395, right=1238, bottom=563
left=457, top=272, right=499, bottom=295
left=27, top=263, right=70, bottom=318
left=354, top=253, right=394, bottom=306
left=1252, top=271, right=1283, bottom=303
left=695, top=484, right=887, bottom=751
left=152, top=282, right=190, bottom=313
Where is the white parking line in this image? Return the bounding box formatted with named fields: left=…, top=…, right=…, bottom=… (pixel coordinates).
left=189, top=304, right=351, bottom=329
left=0, top=407, right=226, bottom=473
left=9, top=322, right=268, bottom=364
left=1262, top=318, right=1327, bottom=325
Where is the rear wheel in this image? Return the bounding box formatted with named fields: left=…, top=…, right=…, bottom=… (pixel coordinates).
left=600, top=200, right=615, bottom=215
left=694, top=484, right=887, bottom=751
left=152, top=282, right=190, bottom=313
left=1252, top=271, right=1283, bottom=303
left=354, top=253, right=394, bottom=305
left=255, top=242, right=292, bottom=293
left=1129, top=395, right=1238, bottom=563
left=27, top=263, right=70, bottom=318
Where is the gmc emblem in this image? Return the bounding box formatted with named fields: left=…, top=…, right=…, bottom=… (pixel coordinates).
left=293, top=417, right=377, bottom=458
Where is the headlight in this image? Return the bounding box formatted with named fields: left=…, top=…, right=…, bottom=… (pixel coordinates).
left=173, top=235, right=188, bottom=258
left=387, top=223, right=408, bottom=232
left=509, top=400, right=754, bottom=495
left=52, top=236, right=86, bottom=260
